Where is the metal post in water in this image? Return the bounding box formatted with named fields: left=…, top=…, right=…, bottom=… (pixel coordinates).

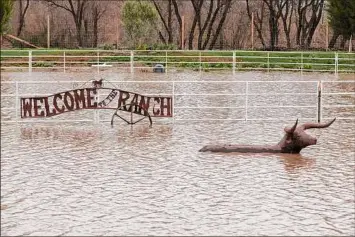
left=29, top=50, right=32, bottom=73
left=96, top=89, right=100, bottom=123
left=317, top=81, right=322, bottom=123
left=15, top=81, right=19, bottom=121
left=233, top=51, right=236, bottom=75
left=172, top=81, right=175, bottom=124
left=245, top=82, right=248, bottom=121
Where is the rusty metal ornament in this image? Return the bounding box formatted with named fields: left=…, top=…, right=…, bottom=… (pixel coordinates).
left=20, top=78, right=172, bottom=126
left=111, top=103, right=153, bottom=128
left=199, top=118, right=336, bottom=154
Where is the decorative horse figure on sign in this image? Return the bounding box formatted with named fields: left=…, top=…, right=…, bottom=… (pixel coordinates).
left=199, top=118, right=336, bottom=154
left=92, top=79, right=104, bottom=88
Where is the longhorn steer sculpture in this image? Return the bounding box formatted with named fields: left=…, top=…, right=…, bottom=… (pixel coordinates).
left=199, top=118, right=336, bottom=154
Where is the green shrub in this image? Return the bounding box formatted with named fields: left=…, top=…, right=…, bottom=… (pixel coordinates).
left=303, top=64, right=312, bottom=69
left=32, top=62, right=54, bottom=67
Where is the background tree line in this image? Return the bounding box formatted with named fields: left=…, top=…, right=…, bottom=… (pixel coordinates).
left=1, top=0, right=354, bottom=50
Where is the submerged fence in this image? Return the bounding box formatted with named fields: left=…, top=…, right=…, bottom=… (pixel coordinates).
left=1, top=50, right=355, bottom=74
left=1, top=80, right=354, bottom=124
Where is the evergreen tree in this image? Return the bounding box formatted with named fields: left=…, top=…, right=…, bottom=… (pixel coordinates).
left=121, top=1, right=158, bottom=48
left=0, top=0, right=14, bottom=34
left=327, top=0, right=355, bottom=39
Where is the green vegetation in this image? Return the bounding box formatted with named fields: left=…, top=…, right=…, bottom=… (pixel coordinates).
left=121, top=1, right=158, bottom=48
left=327, top=0, right=355, bottom=40
left=1, top=49, right=354, bottom=73
left=0, top=0, right=13, bottom=34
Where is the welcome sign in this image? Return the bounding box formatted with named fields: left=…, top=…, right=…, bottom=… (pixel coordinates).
left=21, top=86, right=173, bottom=119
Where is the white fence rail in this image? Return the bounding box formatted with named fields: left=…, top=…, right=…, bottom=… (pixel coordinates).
left=1, top=50, right=355, bottom=74
left=1, top=80, right=354, bottom=124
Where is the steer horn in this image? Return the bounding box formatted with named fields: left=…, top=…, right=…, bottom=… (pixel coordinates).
left=300, top=118, right=336, bottom=130
left=284, top=119, right=298, bottom=133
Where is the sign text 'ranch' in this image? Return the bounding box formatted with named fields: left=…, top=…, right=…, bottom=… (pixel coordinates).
left=21, top=88, right=172, bottom=118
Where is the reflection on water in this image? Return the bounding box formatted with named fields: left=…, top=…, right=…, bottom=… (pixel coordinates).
left=1, top=72, right=355, bottom=236
left=278, top=154, right=316, bottom=173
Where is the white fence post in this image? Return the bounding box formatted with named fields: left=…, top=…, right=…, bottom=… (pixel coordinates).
left=28, top=50, right=32, bottom=73
left=199, top=51, right=202, bottom=73
left=97, top=51, right=100, bottom=74
left=335, top=52, right=338, bottom=75
left=301, top=52, right=303, bottom=74
left=267, top=52, right=270, bottom=72
left=63, top=51, right=66, bottom=73
left=245, top=81, right=248, bottom=121
left=15, top=81, right=19, bottom=121
left=130, top=50, right=134, bottom=73
left=165, top=50, right=168, bottom=73
left=233, top=51, right=236, bottom=75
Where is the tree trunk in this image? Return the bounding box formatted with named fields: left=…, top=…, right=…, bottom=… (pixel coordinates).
left=16, top=0, right=30, bottom=37
left=188, top=12, right=199, bottom=49
left=329, top=32, right=340, bottom=48
left=93, top=16, right=98, bottom=47
left=340, top=37, right=346, bottom=48
left=197, top=0, right=213, bottom=49
left=167, top=0, right=172, bottom=44
left=208, top=0, right=232, bottom=50
left=171, top=0, right=182, bottom=48
left=246, top=0, right=267, bottom=49
left=269, top=9, right=277, bottom=50
left=75, top=22, right=83, bottom=47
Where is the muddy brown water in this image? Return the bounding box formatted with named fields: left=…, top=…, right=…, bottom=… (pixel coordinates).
left=1, top=71, right=354, bottom=236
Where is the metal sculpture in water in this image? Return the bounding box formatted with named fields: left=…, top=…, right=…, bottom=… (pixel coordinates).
left=199, top=118, right=336, bottom=154
left=20, top=78, right=173, bottom=127
left=92, top=79, right=104, bottom=88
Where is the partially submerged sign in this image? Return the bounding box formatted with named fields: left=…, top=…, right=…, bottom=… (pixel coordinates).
left=20, top=80, right=173, bottom=124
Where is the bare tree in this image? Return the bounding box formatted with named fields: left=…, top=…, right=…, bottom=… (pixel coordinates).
left=45, top=0, right=88, bottom=47
left=152, top=0, right=184, bottom=47
left=188, top=0, right=203, bottom=49
left=296, top=0, right=324, bottom=49
left=278, top=0, right=294, bottom=48
left=171, top=0, right=183, bottom=47
left=16, top=0, right=30, bottom=37
left=188, top=0, right=232, bottom=50
left=87, top=1, right=106, bottom=47
left=152, top=0, right=173, bottom=44
left=246, top=0, right=267, bottom=48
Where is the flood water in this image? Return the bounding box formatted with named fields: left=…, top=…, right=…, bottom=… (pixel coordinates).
left=1, top=71, right=355, bottom=236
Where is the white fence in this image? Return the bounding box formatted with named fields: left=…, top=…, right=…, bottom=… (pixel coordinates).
left=1, top=80, right=354, bottom=124
left=1, top=50, right=355, bottom=74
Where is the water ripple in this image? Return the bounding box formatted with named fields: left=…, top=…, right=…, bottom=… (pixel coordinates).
left=1, top=72, right=355, bottom=236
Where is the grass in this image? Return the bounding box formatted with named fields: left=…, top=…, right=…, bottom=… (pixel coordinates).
left=1, top=49, right=354, bottom=72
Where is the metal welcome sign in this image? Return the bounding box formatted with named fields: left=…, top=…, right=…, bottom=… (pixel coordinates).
left=20, top=79, right=172, bottom=126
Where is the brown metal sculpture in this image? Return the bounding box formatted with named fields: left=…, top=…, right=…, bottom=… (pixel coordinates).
left=199, top=118, right=336, bottom=154
left=92, top=79, right=103, bottom=88
left=111, top=103, right=153, bottom=127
